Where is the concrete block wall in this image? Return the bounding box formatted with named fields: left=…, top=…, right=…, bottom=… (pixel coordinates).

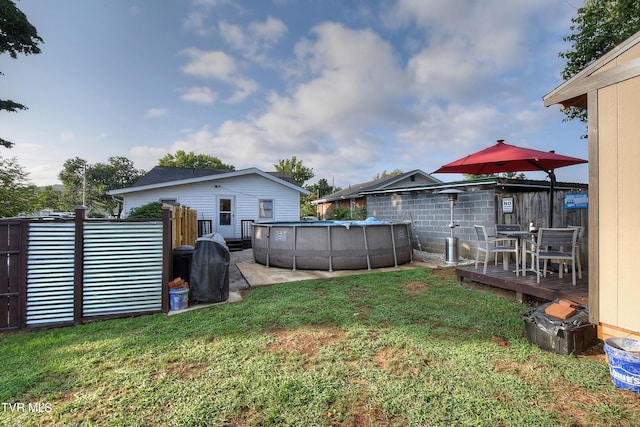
left=366, top=190, right=496, bottom=258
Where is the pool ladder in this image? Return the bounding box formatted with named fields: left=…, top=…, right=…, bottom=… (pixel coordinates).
left=402, top=212, right=422, bottom=252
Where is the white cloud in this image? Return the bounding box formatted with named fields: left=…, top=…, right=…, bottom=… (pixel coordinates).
left=129, top=146, right=168, bottom=171
left=12, top=143, right=61, bottom=186
left=390, top=0, right=570, bottom=101
left=226, top=78, right=258, bottom=104
left=181, top=86, right=217, bottom=105
left=182, top=0, right=233, bottom=35
left=193, top=0, right=230, bottom=5
left=12, top=0, right=586, bottom=190
left=180, top=47, right=258, bottom=102
left=168, top=2, right=578, bottom=188
left=183, top=10, right=209, bottom=35
left=165, top=22, right=418, bottom=185
left=256, top=22, right=408, bottom=142
left=219, top=16, right=287, bottom=60
left=181, top=48, right=236, bottom=80
left=145, top=108, right=168, bottom=118
left=251, top=16, right=287, bottom=44
left=170, top=123, right=269, bottom=169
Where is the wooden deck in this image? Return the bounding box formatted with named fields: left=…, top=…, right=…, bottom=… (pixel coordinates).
left=456, top=264, right=588, bottom=306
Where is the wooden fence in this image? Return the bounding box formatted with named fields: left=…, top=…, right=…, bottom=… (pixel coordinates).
left=496, top=188, right=589, bottom=266
left=496, top=189, right=588, bottom=230
left=169, top=204, right=197, bottom=248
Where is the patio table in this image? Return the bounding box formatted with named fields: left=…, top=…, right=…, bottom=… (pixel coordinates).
left=497, top=230, right=536, bottom=276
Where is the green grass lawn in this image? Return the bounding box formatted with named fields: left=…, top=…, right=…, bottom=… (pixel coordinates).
left=1, top=267, right=638, bottom=426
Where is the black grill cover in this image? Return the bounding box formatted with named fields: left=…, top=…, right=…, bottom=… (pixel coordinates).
left=190, top=233, right=230, bottom=303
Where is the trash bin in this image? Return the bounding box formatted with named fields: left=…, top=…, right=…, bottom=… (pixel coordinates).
left=521, top=300, right=597, bottom=355
left=172, top=245, right=194, bottom=283
left=190, top=233, right=230, bottom=303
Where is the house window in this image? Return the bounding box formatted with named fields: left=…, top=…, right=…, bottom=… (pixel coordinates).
left=160, top=198, right=178, bottom=206
left=259, top=199, right=273, bottom=219
left=219, top=198, right=232, bottom=225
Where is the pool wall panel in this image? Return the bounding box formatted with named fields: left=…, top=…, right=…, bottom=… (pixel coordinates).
left=252, top=222, right=412, bottom=271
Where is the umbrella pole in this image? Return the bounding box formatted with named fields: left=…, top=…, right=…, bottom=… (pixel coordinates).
left=548, top=170, right=556, bottom=227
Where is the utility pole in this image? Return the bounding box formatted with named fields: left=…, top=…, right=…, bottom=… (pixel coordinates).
left=82, top=163, right=87, bottom=207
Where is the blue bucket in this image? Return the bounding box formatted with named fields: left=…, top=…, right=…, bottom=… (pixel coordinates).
left=604, top=337, right=640, bottom=392
left=169, top=287, right=189, bottom=311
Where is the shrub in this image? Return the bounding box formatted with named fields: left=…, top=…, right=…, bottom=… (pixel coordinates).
left=332, top=206, right=351, bottom=220
left=127, top=201, right=163, bottom=218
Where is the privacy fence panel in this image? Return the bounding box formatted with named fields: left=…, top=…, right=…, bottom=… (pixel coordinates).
left=83, top=221, right=164, bottom=317
left=26, top=222, right=76, bottom=326
left=1, top=208, right=171, bottom=332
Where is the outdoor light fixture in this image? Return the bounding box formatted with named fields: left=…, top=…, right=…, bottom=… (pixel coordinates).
left=438, top=189, right=465, bottom=265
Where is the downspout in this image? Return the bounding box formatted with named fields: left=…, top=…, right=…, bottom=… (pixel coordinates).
left=110, top=195, right=125, bottom=218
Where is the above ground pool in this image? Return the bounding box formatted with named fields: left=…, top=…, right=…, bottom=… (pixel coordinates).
left=251, top=219, right=413, bottom=271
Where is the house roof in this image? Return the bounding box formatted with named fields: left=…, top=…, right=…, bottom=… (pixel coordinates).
left=544, top=30, right=640, bottom=108
left=130, top=166, right=227, bottom=187
left=107, top=166, right=310, bottom=196
left=313, top=169, right=441, bottom=203
left=359, top=177, right=587, bottom=195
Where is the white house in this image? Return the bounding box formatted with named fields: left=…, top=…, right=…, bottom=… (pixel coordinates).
left=108, top=167, right=310, bottom=240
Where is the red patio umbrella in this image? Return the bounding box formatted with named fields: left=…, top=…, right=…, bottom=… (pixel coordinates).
left=433, top=140, right=587, bottom=226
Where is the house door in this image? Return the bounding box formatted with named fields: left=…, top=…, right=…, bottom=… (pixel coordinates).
left=217, top=196, right=235, bottom=238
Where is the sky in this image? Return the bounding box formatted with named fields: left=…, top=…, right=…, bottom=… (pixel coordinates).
left=2, top=0, right=589, bottom=189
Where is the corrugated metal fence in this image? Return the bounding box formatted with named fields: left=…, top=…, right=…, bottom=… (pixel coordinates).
left=1, top=207, right=172, bottom=332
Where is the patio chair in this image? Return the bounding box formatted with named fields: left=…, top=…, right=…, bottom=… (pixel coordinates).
left=474, top=225, right=519, bottom=275
left=567, top=225, right=584, bottom=279
left=525, top=227, right=578, bottom=286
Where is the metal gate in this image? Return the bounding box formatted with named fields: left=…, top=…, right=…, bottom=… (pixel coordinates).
left=0, top=220, right=26, bottom=331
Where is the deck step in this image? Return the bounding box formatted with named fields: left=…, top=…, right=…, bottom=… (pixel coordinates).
left=224, top=238, right=249, bottom=251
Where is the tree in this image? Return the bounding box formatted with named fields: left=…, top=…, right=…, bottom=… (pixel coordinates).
left=58, top=157, right=88, bottom=208
left=463, top=172, right=526, bottom=180
left=299, top=178, right=342, bottom=219
left=372, top=169, right=403, bottom=180
left=305, top=178, right=336, bottom=198
left=88, top=156, right=145, bottom=217
left=158, top=150, right=234, bottom=170
left=559, top=0, right=640, bottom=124
left=58, top=156, right=145, bottom=216
left=274, top=156, right=314, bottom=187
left=1, top=0, right=44, bottom=148
left=34, top=185, right=66, bottom=212
left=0, top=154, right=36, bottom=216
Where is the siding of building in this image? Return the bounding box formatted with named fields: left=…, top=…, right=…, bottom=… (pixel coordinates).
left=121, top=174, right=301, bottom=238
left=596, top=46, right=640, bottom=338
left=544, top=30, right=640, bottom=340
